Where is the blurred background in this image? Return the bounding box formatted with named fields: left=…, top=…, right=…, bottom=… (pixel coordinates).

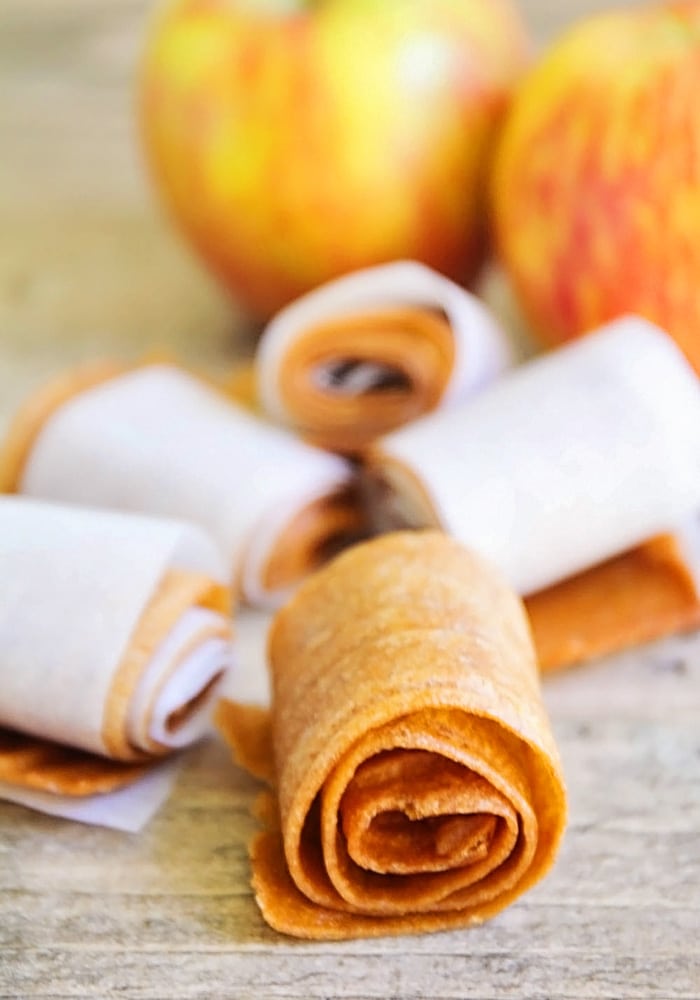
left=0, top=0, right=649, bottom=411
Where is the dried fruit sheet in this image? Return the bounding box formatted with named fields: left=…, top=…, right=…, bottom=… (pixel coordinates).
left=1, top=364, right=361, bottom=608
left=256, top=261, right=512, bottom=452
left=0, top=497, right=233, bottom=829
left=218, top=532, right=566, bottom=939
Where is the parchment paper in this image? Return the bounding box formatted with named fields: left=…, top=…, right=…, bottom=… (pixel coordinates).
left=374, top=317, right=700, bottom=594
left=18, top=365, right=354, bottom=606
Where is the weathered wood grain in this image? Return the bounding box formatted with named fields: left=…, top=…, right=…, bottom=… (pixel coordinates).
left=2, top=635, right=699, bottom=999
left=2, top=2, right=699, bottom=998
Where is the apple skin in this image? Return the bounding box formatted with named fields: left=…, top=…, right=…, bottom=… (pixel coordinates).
left=492, top=2, right=700, bottom=370
left=141, top=0, right=527, bottom=319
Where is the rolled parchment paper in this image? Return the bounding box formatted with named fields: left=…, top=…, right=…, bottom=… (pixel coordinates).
left=2, top=364, right=367, bottom=609
left=368, top=317, right=700, bottom=595
left=365, top=318, right=700, bottom=669
left=0, top=496, right=234, bottom=827
left=256, top=261, right=513, bottom=452
left=217, top=532, right=566, bottom=940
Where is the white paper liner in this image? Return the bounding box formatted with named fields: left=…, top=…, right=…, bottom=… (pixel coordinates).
left=256, top=260, right=513, bottom=423
left=0, top=757, right=180, bottom=833
left=0, top=496, right=231, bottom=756
left=375, top=317, right=700, bottom=595
left=216, top=609, right=272, bottom=709
left=127, top=606, right=231, bottom=749
left=19, top=365, right=353, bottom=607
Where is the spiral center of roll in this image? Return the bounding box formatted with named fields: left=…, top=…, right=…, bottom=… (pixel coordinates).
left=164, top=670, right=225, bottom=734
left=361, top=810, right=498, bottom=874
left=339, top=749, right=512, bottom=876
left=263, top=487, right=371, bottom=592
left=315, top=360, right=413, bottom=397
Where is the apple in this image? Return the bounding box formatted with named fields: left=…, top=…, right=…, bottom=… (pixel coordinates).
left=140, top=0, right=528, bottom=320
left=492, top=1, right=700, bottom=370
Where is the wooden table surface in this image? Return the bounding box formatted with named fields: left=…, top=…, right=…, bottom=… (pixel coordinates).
left=2, top=2, right=699, bottom=998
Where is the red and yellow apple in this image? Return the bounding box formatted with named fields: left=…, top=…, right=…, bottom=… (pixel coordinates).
left=492, top=1, right=700, bottom=371
left=140, top=0, right=528, bottom=319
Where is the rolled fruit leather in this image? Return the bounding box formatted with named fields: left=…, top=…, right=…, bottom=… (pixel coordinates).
left=255, top=261, right=513, bottom=453
left=0, top=496, right=234, bottom=829
left=0, top=363, right=368, bottom=610
left=216, top=531, right=566, bottom=940
left=365, top=317, right=700, bottom=670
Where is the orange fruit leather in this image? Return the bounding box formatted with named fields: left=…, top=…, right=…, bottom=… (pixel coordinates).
left=1, top=361, right=370, bottom=606
left=269, top=307, right=455, bottom=454
left=0, top=570, right=231, bottom=797
left=225, top=362, right=259, bottom=413
left=217, top=531, right=566, bottom=940
left=527, top=535, right=700, bottom=671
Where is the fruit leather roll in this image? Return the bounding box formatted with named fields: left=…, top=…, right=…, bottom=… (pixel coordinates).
left=217, top=531, right=567, bottom=940
left=367, top=317, right=700, bottom=670
left=256, top=261, right=513, bottom=452
left=1, top=363, right=366, bottom=609
left=0, top=496, right=234, bottom=830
